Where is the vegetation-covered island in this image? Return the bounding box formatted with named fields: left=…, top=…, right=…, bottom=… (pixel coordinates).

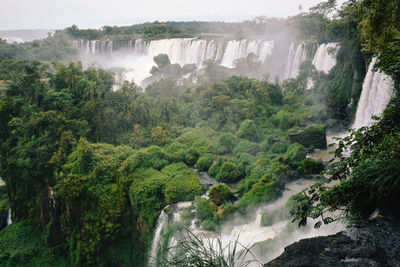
left=0, top=0, right=399, bottom=266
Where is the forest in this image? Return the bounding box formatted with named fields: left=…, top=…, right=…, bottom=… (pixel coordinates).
left=0, top=0, right=399, bottom=266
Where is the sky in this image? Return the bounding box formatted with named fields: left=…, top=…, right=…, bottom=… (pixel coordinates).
left=0, top=0, right=347, bottom=30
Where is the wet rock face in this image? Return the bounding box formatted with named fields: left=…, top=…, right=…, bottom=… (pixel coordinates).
left=265, top=215, right=400, bottom=267
left=265, top=232, right=384, bottom=267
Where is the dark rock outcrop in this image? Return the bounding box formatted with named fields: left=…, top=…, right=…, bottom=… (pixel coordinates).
left=288, top=124, right=327, bottom=149
left=265, top=214, right=400, bottom=267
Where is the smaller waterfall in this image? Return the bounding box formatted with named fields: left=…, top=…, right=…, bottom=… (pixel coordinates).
left=7, top=209, right=12, bottom=226
left=220, top=40, right=248, bottom=68
left=312, top=43, right=339, bottom=74
left=220, top=40, right=273, bottom=68
left=352, top=57, right=394, bottom=129
left=148, top=210, right=169, bottom=267
left=283, top=43, right=307, bottom=80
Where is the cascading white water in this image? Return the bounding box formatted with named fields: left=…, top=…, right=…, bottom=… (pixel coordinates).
left=159, top=179, right=343, bottom=266
left=352, top=57, right=394, bottom=129
left=7, top=209, right=12, bottom=226
left=312, top=43, right=339, bottom=74
left=220, top=40, right=273, bottom=68
left=147, top=170, right=218, bottom=267
left=283, top=43, right=307, bottom=79
left=75, top=38, right=274, bottom=84
left=148, top=210, right=169, bottom=267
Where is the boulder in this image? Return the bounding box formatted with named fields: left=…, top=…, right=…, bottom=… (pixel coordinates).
left=288, top=124, right=327, bottom=149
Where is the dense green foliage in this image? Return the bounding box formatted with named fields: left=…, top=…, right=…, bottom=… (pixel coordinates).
left=291, top=0, right=400, bottom=228
left=0, top=32, right=77, bottom=62
left=0, top=60, right=327, bottom=265
left=1, top=0, right=399, bottom=265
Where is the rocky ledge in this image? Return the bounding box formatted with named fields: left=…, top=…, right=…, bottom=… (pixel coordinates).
left=265, top=212, right=400, bottom=267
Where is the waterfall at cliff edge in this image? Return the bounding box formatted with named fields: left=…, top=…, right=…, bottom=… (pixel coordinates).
left=312, top=43, right=339, bottom=74
left=6, top=209, right=12, bottom=226
left=283, top=43, right=307, bottom=80
left=352, top=57, right=394, bottom=129
left=74, top=39, right=340, bottom=87
left=148, top=210, right=168, bottom=267
left=74, top=38, right=274, bottom=84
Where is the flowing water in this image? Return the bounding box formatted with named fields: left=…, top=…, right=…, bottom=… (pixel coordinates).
left=283, top=43, right=307, bottom=80
left=74, top=39, right=336, bottom=86
left=352, top=57, right=394, bottom=129
left=312, top=43, right=339, bottom=74
left=6, top=209, right=12, bottom=226
left=74, top=38, right=274, bottom=85
left=148, top=178, right=344, bottom=266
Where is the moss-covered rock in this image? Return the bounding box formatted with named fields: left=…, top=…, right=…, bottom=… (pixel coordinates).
left=208, top=184, right=235, bottom=206
left=261, top=213, right=273, bottom=226
left=288, top=124, right=327, bottom=149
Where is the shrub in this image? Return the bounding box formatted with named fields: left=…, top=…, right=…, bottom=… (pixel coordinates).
left=259, top=139, right=270, bottom=151
left=166, top=142, right=186, bottom=154
left=219, top=203, right=237, bottom=220
left=208, top=184, right=235, bottom=206
left=271, top=111, right=298, bottom=130
left=208, top=157, right=227, bottom=177
left=286, top=143, right=307, bottom=162
left=270, top=142, right=288, bottom=154
left=184, top=148, right=200, bottom=166
left=237, top=166, right=266, bottom=195
left=170, top=150, right=186, bottom=162
left=196, top=154, right=214, bottom=172
left=216, top=161, right=241, bottom=183
left=180, top=210, right=194, bottom=220
left=237, top=175, right=283, bottom=214
left=271, top=162, right=292, bottom=178
left=215, top=145, right=228, bottom=155
left=162, top=163, right=204, bottom=203
left=195, top=197, right=215, bottom=221
left=201, top=219, right=218, bottom=231
left=218, top=133, right=236, bottom=153
left=233, top=140, right=260, bottom=155
left=237, top=119, right=259, bottom=142
left=161, top=162, right=188, bottom=176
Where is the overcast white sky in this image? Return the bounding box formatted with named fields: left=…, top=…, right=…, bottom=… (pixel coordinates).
left=0, top=0, right=347, bottom=30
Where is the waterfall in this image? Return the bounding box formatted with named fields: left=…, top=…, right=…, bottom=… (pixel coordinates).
left=352, top=57, right=394, bottom=129
left=148, top=209, right=169, bottom=267
left=220, top=40, right=273, bottom=68
left=283, top=42, right=307, bottom=80
left=76, top=38, right=274, bottom=85
left=7, top=209, right=12, bottom=226
left=312, top=43, right=339, bottom=73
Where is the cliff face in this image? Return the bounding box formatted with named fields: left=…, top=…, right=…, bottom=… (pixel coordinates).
left=265, top=213, right=400, bottom=267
